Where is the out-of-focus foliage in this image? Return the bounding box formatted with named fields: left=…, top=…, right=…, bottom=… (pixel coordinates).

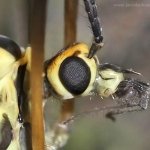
left=0, top=0, right=28, bottom=47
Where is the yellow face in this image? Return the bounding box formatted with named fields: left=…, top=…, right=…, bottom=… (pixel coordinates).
left=0, top=48, right=16, bottom=79
left=96, top=69, right=124, bottom=97
left=46, top=43, right=98, bottom=99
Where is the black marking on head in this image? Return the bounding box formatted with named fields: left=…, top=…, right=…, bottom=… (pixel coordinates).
left=0, top=35, right=21, bottom=59
left=100, top=63, right=125, bottom=72
left=59, top=56, right=91, bottom=95
left=44, top=42, right=80, bottom=70
left=100, top=63, right=141, bottom=75
left=0, top=114, right=13, bottom=150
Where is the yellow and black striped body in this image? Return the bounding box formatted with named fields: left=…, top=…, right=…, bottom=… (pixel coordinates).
left=0, top=35, right=23, bottom=149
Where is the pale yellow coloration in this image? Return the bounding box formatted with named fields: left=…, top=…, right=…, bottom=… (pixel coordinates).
left=0, top=59, right=21, bottom=149
left=0, top=48, right=16, bottom=79
left=96, top=69, right=124, bottom=97
left=25, top=47, right=31, bottom=71
left=7, top=122, right=21, bottom=150
left=0, top=43, right=30, bottom=149
left=0, top=78, right=18, bottom=127
left=19, top=46, right=32, bottom=71
left=47, top=43, right=97, bottom=99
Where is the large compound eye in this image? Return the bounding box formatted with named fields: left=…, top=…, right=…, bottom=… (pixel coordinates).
left=45, top=43, right=97, bottom=100
left=59, top=56, right=91, bottom=95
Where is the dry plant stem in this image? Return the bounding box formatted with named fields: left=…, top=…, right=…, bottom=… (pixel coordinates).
left=60, top=0, right=78, bottom=124
left=30, top=0, right=47, bottom=149
left=48, top=1, right=78, bottom=148
left=45, top=1, right=78, bottom=149
left=64, top=0, right=78, bottom=46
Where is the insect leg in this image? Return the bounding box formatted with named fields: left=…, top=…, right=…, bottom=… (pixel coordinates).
left=106, top=105, right=144, bottom=122
left=83, top=0, right=104, bottom=58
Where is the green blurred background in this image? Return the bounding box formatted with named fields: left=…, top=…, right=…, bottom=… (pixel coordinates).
left=0, top=0, right=150, bottom=150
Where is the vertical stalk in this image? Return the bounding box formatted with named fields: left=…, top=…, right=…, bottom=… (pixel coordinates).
left=64, top=0, right=78, bottom=46
left=61, top=0, right=78, bottom=122
left=30, top=0, right=47, bottom=149
left=43, top=1, right=78, bottom=149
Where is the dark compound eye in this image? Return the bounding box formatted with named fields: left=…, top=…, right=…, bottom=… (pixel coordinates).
left=0, top=35, right=21, bottom=59
left=59, top=56, right=91, bottom=95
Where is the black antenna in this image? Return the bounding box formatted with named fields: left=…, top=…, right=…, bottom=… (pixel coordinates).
left=83, top=0, right=104, bottom=58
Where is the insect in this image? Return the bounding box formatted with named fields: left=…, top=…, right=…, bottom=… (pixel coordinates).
left=0, top=35, right=31, bottom=149
left=44, top=0, right=150, bottom=117
left=0, top=0, right=149, bottom=149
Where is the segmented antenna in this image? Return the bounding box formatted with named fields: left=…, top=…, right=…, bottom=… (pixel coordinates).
left=83, top=0, right=104, bottom=58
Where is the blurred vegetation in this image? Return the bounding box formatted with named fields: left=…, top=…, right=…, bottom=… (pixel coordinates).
left=0, top=0, right=150, bottom=150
